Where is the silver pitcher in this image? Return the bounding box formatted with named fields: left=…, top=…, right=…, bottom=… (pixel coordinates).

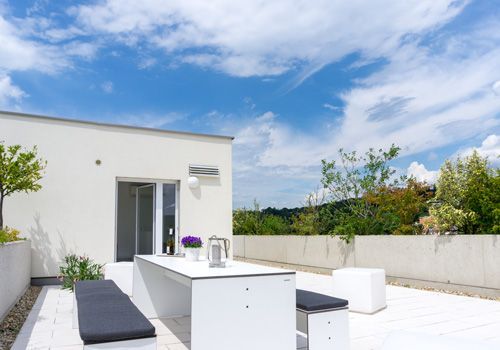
left=206, top=235, right=230, bottom=268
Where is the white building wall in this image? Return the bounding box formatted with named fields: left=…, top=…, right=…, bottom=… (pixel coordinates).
left=0, top=112, right=233, bottom=277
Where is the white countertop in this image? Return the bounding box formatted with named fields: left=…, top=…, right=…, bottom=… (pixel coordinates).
left=135, top=255, right=295, bottom=279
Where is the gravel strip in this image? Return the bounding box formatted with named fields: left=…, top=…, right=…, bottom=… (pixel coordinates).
left=0, top=286, right=42, bottom=350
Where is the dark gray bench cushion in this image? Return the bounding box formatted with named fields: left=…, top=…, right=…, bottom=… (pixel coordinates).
left=75, top=280, right=156, bottom=345
left=75, top=280, right=123, bottom=300
left=296, top=289, right=348, bottom=312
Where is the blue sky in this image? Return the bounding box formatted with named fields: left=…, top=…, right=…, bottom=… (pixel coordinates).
left=1, top=0, right=499, bottom=208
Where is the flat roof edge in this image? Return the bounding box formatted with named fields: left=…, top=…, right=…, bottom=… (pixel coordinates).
left=0, top=110, right=235, bottom=141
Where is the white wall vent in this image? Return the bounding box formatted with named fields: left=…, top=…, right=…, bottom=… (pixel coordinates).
left=189, top=164, right=220, bottom=177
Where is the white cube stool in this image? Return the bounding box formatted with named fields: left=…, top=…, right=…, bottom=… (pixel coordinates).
left=104, top=262, right=134, bottom=296
left=332, top=268, right=386, bottom=314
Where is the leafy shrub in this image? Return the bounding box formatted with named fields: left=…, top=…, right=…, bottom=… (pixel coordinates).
left=0, top=227, right=24, bottom=244
left=59, top=254, right=103, bottom=291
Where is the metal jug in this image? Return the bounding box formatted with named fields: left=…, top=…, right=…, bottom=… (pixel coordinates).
left=207, top=235, right=231, bottom=267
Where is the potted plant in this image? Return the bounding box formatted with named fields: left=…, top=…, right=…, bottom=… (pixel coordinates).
left=181, top=235, right=203, bottom=261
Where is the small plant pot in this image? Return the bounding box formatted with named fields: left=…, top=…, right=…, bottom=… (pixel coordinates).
left=184, top=247, right=201, bottom=261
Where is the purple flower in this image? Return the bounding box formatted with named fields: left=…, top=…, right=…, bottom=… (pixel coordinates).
left=181, top=235, right=203, bottom=248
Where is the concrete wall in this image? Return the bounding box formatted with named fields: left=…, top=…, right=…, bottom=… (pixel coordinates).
left=0, top=241, right=31, bottom=321
left=0, top=112, right=233, bottom=277
left=234, top=235, right=500, bottom=297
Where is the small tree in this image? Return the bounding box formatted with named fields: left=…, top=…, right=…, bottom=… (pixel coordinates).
left=0, top=142, right=46, bottom=229
left=291, top=187, right=326, bottom=235
left=320, top=144, right=404, bottom=241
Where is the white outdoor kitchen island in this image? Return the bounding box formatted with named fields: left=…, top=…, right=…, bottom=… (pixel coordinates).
left=133, top=255, right=297, bottom=350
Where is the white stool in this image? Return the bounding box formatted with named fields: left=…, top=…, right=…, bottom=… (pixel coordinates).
left=104, top=262, right=134, bottom=296
left=296, top=289, right=350, bottom=350
left=332, top=268, right=386, bottom=314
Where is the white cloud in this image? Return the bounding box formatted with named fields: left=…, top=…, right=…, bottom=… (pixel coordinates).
left=101, top=81, right=114, bottom=94
left=72, top=0, right=466, bottom=78
left=457, top=134, right=500, bottom=166
left=0, top=8, right=100, bottom=109
left=0, top=15, right=68, bottom=73
left=63, top=41, right=99, bottom=60
left=493, top=80, right=500, bottom=96
left=138, top=57, right=157, bottom=70
left=200, top=18, right=500, bottom=182
left=0, top=74, right=26, bottom=107
left=323, top=103, right=341, bottom=111
left=407, top=161, right=438, bottom=183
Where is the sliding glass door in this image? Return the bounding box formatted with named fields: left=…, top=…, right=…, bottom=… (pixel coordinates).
left=116, top=180, right=179, bottom=261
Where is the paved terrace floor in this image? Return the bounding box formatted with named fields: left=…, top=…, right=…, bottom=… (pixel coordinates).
left=12, top=270, right=500, bottom=350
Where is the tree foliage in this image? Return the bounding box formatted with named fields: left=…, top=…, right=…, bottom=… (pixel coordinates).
left=0, top=142, right=46, bottom=229
left=320, top=145, right=407, bottom=241
left=366, top=179, right=433, bottom=235
left=291, top=189, right=326, bottom=235
left=233, top=200, right=291, bottom=235
left=431, top=150, right=499, bottom=234
left=232, top=146, right=498, bottom=238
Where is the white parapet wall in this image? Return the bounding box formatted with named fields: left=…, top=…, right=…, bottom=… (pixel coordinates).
left=0, top=240, right=31, bottom=321
left=233, top=235, right=500, bottom=298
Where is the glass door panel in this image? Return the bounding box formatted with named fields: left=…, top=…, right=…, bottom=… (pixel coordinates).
left=162, top=184, right=177, bottom=254
left=136, top=184, right=155, bottom=255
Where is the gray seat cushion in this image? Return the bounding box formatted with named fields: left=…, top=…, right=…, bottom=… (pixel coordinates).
left=296, top=289, right=348, bottom=312
left=75, top=280, right=156, bottom=345
left=75, top=280, right=123, bottom=300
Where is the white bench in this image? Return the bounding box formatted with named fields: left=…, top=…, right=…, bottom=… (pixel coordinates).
left=104, top=262, right=134, bottom=296
left=74, top=280, right=156, bottom=350
left=332, top=268, right=386, bottom=314
left=296, top=289, right=350, bottom=350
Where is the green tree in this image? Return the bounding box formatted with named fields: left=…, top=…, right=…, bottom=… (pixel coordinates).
left=291, top=188, right=326, bottom=235
left=233, top=200, right=292, bottom=235
left=0, top=143, right=46, bottom=229
left=261, top=215, right=291, bottom=235
left=233, top=200, right=262, bottom=235
left=432, top=150, right=499, bottom=234
left=320, top=145, right=404, bottom=241
left=366, top=179, right=433, bottom=235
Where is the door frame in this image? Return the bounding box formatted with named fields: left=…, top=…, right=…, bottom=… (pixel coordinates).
left=114, top=177, right=180, bottom=261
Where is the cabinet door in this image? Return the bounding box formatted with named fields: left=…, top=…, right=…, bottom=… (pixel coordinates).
left=191, top=274, right=296, bottom=350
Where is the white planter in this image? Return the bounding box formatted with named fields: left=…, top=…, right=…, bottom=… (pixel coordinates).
left=184, top=247, right=201, bottom=261
left=0, top=240, right=31, bottom=322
